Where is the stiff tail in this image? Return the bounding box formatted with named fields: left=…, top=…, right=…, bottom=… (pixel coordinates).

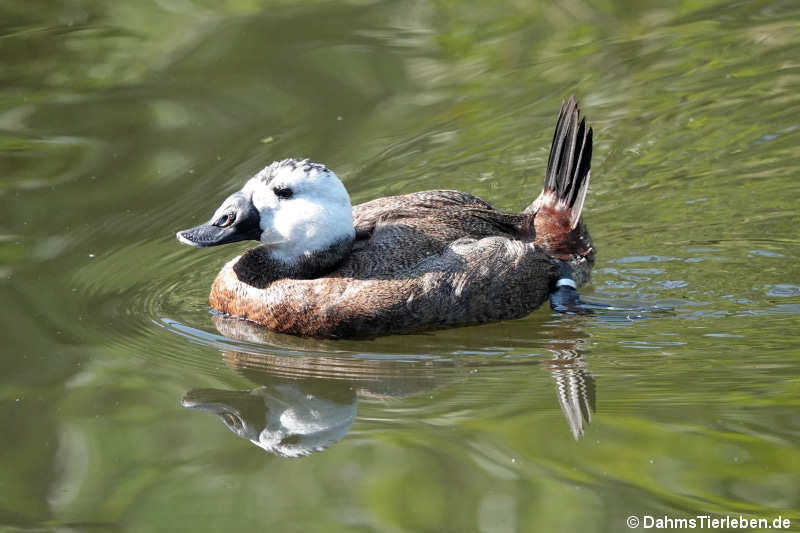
left=526, top=96, right=593, bottom=230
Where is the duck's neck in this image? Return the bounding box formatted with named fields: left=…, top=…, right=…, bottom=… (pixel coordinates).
left=232, top=238, right=353, bottom=289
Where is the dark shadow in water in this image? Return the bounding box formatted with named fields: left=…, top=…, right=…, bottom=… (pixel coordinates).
left=182, top=316, right=596, bottom=457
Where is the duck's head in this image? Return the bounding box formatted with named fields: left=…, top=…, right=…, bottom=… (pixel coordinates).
left=177, top=158, right=354, bottom=262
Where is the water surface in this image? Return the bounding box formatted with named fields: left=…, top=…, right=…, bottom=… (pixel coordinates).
left=2, top=1, right=799, bottom=531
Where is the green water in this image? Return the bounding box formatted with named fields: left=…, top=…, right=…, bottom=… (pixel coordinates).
left=2, top=1, right=799, bottom=531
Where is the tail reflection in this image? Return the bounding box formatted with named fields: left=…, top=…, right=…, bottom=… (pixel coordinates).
left=546, top=351, right=595, bottom=440
left=540, top=324, right=596, bottom=441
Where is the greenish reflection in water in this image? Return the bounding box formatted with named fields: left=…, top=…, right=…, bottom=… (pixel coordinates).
left=1, top=0, right=799, bottom=531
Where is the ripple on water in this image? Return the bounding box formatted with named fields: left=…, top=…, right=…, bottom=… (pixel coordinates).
left=748, top=249, right=784, bottom=258
left=65, top=222, right=797, bottom=382
left=765, top=284, right=800, bottom=298
left=651, top=280, right=689, bottom=290
left=66, top=237, right=232, bottom=373
left=68, top=234, right=581, bottom=376
left=609, top=255, right=682, bottom=264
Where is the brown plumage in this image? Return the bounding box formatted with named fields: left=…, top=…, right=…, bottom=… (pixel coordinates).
left=202, top=97, right=596, bottom=338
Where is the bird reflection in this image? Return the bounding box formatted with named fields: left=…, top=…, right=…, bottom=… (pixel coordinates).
left=182, top=384, right=357, bottom=458
left=182, top=315, right=596, bottom=457
left=182, top=315, right=447, bottom=457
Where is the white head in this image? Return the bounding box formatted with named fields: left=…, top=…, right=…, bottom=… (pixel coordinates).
left=244, top=159, right=354, bottom=261
left=177, top=159, right=355, bottom=262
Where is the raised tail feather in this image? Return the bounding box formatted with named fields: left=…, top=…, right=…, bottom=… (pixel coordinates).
left=525, top=96, right=593, bottom=230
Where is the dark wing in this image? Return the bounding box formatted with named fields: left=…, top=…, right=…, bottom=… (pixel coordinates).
left=352, top=190, right=497, bottom=239
left=344, top=190, right=526, bottom=278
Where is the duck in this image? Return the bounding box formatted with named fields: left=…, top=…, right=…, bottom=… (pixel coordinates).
left=177, top=96, right=596, bottom=338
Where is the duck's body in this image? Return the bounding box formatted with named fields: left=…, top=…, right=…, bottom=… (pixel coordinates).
left=179, top=97, right=595, bottom=338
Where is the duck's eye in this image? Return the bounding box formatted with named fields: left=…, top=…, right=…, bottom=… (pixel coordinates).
left=214, top=213, right=235, bottom=228
left=273, top=186, right=293, bottom=199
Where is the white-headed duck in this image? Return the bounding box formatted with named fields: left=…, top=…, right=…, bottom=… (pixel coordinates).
left=177, top=97, right=595, bottom=338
